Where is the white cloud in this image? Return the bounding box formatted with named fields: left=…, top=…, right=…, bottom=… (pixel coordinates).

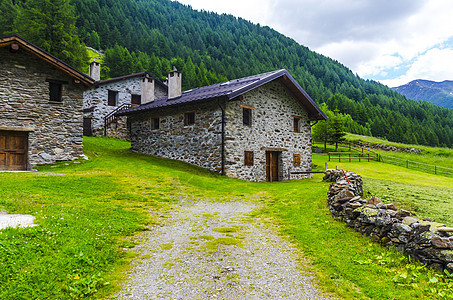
left=175, top=0, right=453, bottom=85
left=380, top=48, right=453, bottom=87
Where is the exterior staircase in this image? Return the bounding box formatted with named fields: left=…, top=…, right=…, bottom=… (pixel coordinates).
left=103, top=103, right=132, bottom=136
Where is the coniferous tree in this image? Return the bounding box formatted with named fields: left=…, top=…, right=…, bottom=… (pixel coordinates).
left=331, top=109, right=347, bottom=151
left=0, top=0, right=17, bottom=36
left=14, top=0, right=88, bottom=69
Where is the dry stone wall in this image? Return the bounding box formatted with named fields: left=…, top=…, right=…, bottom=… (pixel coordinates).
left=354, top=142, right=422, bottom=153
left=224, top=81, right=313, bottom=181
left=324, top=169, right=453, bottom=272
left=0, top=47, right=86, bottom=167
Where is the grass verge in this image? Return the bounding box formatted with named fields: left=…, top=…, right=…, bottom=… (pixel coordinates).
left=1, top=137, right=452, bottom=299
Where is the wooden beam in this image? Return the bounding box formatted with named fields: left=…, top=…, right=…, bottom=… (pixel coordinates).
left=240, top=104, right=255, bottom=110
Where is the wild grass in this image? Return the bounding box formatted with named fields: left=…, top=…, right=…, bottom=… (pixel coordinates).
left=345, top=133, right=453, bottom=170
left=0, top=137, right=452, bottom=299
left=312, top=153, right=453, bottom=224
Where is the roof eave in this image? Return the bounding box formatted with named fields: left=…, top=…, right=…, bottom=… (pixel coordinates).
left=0, top=34, right=94, bottom=86
left=279, top=71, right=328, bottom=121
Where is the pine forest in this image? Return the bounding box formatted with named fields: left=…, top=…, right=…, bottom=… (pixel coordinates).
left=1, top=0, right=453, bottom=148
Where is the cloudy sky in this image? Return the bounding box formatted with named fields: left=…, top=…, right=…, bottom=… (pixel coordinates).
left=176, top=0, right=453, bottom=87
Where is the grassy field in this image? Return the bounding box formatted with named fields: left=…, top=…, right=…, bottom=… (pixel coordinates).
left=0, top=137, right=452, bottom=299
left=345, top=133, right=453, bottom=170
left=313, top=153, right=453, bottom=224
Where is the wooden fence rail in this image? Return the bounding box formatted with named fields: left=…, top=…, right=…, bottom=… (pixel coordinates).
left=328, top=152, right=379, bottom=162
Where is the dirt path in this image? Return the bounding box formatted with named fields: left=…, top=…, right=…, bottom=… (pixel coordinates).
left=113, top=201, right=327, bottom=299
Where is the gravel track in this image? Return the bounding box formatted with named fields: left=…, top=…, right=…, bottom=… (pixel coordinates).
left=113, top=201, right=327, bottom=299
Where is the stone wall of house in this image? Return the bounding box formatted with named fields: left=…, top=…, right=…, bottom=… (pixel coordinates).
left=129, top=101, right=223, bottom=172
left=224, top=81, right=313, bottom=181
left=106, top=115, right=129, bottom=140
left=325, top=169, right=453, bottom=272
left=83, top=77, right=167, bottom=136
left=0, top=47, right=86, bottom=167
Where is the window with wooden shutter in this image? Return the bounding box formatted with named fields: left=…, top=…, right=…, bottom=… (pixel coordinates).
left=244, top=151, right=254, bottom=166
left=243, top=108, right=252, bottom=126
left=131, top=94, right=141, bottom=105
left=184, top=111, right=195, bottom=125
left=293, top=153, right=301, bottom=167
left=108, top=90, right=118, bottom=106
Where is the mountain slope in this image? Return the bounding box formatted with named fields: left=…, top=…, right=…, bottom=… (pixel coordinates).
left=2, top=0, right=452, bottom=147
left=68, top=0, right=453, bottom=148
left=393, top=80, right=453, bottom=109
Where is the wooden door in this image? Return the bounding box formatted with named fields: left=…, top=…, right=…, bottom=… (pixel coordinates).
left=83, top=117, right=92, bottom=136
left=0, top=131, right=28, bottom=171
left=266, top=151, right=280, bottom=182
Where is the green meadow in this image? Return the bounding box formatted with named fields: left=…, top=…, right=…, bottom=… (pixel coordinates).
left=0, top=137, right=452, bottom=299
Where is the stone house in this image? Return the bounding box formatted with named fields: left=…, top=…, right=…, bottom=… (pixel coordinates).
left=0, top=34, right=94, bottom=171
left=83, top=62, right=167, bottom=138
left=119, top=69, right=327, bottom=182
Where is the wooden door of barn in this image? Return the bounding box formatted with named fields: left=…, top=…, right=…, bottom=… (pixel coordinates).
left=266, top=151, right=280, bottom=182
left=0, top=131, right=28, bottom=171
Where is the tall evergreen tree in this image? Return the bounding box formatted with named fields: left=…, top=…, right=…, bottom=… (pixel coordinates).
left=0, top=0, right=17, bottom=36
left=331, top=109, right=347, bottom=151
left=14, top=0, right=88, bottom=69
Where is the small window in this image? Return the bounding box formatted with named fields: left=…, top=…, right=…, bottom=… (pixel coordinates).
left=131, top=94, right=141, bottom=105
left=243, top=108, right=252, bottom=126
left=184, top=112, right=195, bottom=126
left=49, top=82, right=62, bottom=102
left=151, top=117, right=160, bottom=130
left=294, top=154, right=301, bottom=167
left=293, top=117, right=301, bottom=132
left=108, top=90, right=118, bottom=106
left=244, top=151, right=254, bottom=166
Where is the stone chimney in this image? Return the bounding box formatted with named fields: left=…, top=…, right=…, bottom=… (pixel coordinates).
left=168, top=67, right=182, bottom=99
left=141, top=74, right=155, bottom=104
left=88, top=59, right=100, bottom=81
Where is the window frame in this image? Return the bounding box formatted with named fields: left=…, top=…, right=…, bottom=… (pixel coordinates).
left=243, top=108, right=252, bottom=126
left=244, top=151, right=254, bottom=166
left=293, top=116, right=302, bottom=133
left=150, top=117, right=160, bottom=130
left=293, top=153, right=301, bottom=167
left=46, top=79, right=67, bottom=102
left=49, top=82, right=62, bottom=102
left=184, top=111, right=195, bottom=126
left=131, top=94, right=141, bottom=105
left=108, top=90, right=119, bottom=106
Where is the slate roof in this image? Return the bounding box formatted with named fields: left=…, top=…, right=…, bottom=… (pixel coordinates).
left=95, top=71, right=167, bottom=88
left=118, top=69, right=327, bottom=120
left=0, top=34, right=94, bottom=86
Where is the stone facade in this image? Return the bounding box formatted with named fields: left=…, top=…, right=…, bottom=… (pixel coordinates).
left=224, top=81, right=312, bottom=181
left=83, top=75, right=167, bottom=137
left=0, top=46, right=87, bottom=167
left=129, top=100, right=223, bottom=172
left=128, top=80, right=313, bottom=182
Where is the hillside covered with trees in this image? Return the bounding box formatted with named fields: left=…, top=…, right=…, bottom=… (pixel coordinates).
left=1, top=0, right=453, bottom=148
